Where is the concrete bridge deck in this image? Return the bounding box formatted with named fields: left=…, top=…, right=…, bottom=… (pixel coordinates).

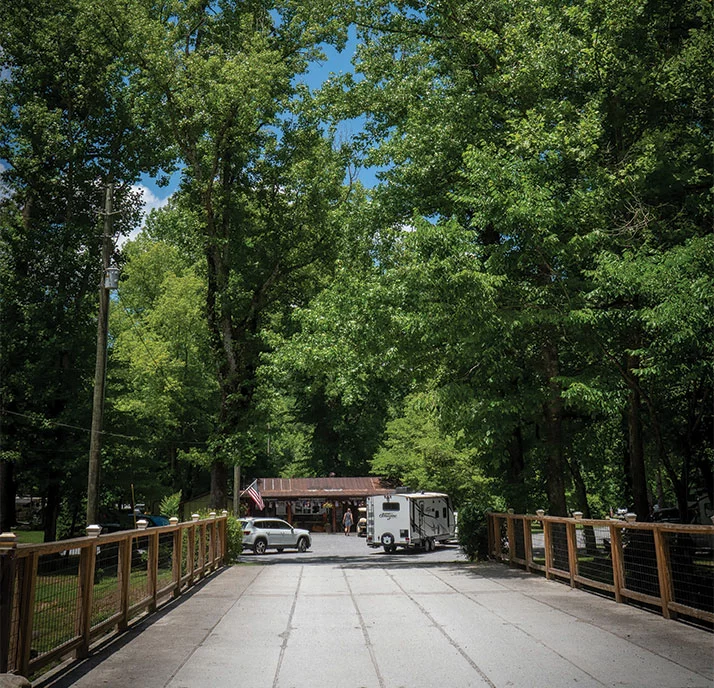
left=35, top=534, right=713, bottom=688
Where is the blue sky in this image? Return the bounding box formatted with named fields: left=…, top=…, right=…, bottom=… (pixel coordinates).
left=135, top=32, right=376, bottom=227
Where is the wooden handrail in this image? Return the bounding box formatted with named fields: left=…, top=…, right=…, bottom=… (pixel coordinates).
left=0, top=516, right=228, bottom=679
left=489, top=511, right=714, bottom=626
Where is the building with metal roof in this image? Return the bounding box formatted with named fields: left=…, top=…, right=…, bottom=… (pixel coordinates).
left=249, top=477, right=394, bottom=532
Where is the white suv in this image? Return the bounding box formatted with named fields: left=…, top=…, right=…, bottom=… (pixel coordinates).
left=240, top=517, right=311, bottom=555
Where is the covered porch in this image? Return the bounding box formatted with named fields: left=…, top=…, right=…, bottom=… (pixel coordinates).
left=249, top=477, right=393, bottom=532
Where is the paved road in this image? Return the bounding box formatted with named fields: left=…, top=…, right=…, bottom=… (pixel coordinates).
left=36, top=534, right=713, bottom=688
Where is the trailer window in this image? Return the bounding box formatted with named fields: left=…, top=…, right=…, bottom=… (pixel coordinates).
left=382, top=502, right=400, bottom=512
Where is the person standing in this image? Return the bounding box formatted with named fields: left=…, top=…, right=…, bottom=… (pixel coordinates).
left=342, top=507, right=353, bottom=536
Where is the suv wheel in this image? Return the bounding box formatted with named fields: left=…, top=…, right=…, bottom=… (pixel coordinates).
left=254, top=539, right=268, bottom=555
left=297, top=537, right=308, bottom=553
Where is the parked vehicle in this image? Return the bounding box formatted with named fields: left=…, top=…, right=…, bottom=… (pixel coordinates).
left=357, top=507, right=367, bottom=537
left=99, top=512, right=170, bottom=533
left=240, top=517, right=311, bottom=555
left=366, top=492, right=455, bottom=553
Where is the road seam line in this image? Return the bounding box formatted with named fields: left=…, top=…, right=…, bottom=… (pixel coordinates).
left=428, top=568, right=609, bottom=687
left=272, top=565, right=304, bottom=688
left=384, top=568, right=498, bottom=688
left=162, top=565, right=263, bottom=687
left=342, top=568, right=387, bottom=688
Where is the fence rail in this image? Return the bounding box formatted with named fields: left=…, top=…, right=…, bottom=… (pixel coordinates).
left=487, top=512, right=714, bottom=626
left=0, top=514, right=228, bottom=679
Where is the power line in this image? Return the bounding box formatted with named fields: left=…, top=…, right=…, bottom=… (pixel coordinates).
left=1, top=409, right=207, bottom=446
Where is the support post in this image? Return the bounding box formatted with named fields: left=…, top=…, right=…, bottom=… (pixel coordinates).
left=76, top=527, right=100, bottom=659
left=653, top=526, right=674, bottom=620
left=566, top=520, right=578, bottom=587
left=87, top=183, right=114, bottom=525
left=543, top=519, right=553, bottom=579
left=233, top=465, right=240, bottom=517
left=118, top=537, right=131, bottom=631
left=0, top=533, right=17, bottom=673
left=524, top=518, right=533, bottom=572
left=506, top=514, right=515, bottom=566
left=610, top=523, right=625, bottom=603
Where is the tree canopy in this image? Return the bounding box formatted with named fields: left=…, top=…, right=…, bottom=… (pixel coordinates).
left=1, top=0, right=711, bottom=535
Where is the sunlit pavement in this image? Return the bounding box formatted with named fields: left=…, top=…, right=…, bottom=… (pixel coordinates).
left=36, top=533, right=713, bottom=688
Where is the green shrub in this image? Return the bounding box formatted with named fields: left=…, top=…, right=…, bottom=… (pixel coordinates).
left=159, top=491, right=182, bottom=518
left=195, top=509, right=243, bottom=563
left=224, top=514, right=243, bottom=563
left=458, top=501, right=491, bottom=561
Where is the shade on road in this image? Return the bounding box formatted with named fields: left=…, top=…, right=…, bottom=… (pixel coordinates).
left=35, top=534, right=712, bottom=688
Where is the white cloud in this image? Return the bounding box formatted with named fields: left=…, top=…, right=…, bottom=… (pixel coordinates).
left=118, top=184, right=171, bottom=248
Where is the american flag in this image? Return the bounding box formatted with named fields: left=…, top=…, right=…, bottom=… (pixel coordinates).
left=245, top=480, right=264, bottom=511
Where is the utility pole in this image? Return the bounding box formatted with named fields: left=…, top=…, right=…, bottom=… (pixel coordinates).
left=86, top=183, right=115, bottom=526
left=233, top=464, right=241, bottom=517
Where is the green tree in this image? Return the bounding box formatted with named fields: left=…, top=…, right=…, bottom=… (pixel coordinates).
left=0, top=0, right=165, bottom=535
left=108, top=0, right=353, bottom=507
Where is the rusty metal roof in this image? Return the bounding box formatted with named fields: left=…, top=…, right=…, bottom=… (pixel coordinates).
left=257, top=477, right=393, bottom=499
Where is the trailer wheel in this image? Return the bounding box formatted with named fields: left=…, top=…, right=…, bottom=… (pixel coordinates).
left=381, top=532, right=395, bottom=551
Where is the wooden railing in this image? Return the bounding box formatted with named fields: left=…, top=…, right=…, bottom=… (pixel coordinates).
left=0, top=513, right=228, bottom=679
left=487, top=512, right=714, bottom=625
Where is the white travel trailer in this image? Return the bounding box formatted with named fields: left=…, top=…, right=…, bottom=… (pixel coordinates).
left=366, top=492, right=455, bottom=552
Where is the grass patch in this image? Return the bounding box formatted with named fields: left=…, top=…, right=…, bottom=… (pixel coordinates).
left=13, top=530, right=44, bottom=544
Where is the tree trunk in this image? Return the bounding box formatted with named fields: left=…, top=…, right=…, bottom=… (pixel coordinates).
left=542, top=341, right=567, bottom=517
left=210, top=460, right=229, bottom=510
left=566, top=455, right=597, bottom=554
left=0, top=460, right=16, bottom=533
left=43, top=480, right=61, bottom=542
left=505, top=426, right=527, bottom=512
left=627, top=354, right=650, bottom=520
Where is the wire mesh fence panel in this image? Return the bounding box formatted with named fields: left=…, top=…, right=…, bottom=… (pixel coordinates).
left=666, top=531, right=714, bottom=615
left=622, top=529, right=659, bottom=597
left=128, top=536, right=150, bottom=615
left=205, top=526, right=212, bottom=567
left=514, top=519, right=526, bottom=560
left=530, top=522, right=546, bottom=567
left=156, top=533, right=174, bottom=592
left=194, top=528, right=203, bottom=575
left=549, top=522, right=570, bottom=573
left=91, top=543, right=121, bottom=629
left=32, top=550, right=81, bottom=659
left=181, top=529, right=190, bottom=583
left=575, top=524, right=613, bottom=587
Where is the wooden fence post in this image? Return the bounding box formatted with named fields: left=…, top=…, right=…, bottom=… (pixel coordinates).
left=148, top=531, right=159, bottom=613
left=524, top=518, right=533, bottom=572
left=566, top=521, right=578, bottom=587
left=0, top=533, right=17, bottom=673
left=506, top=514, right=515, bottom=566
left=487, top=513, right=494, bottom=557
left=17, top=551, right=38, bottom=678
left=209, top=513, right=217, bottom=571
left=543, top=519, right=553, bottom=580
left=653, top=525, right=674, bottom=620
left=187, top=524, right=195, bottom=586
left=609, top=522, right=624, bottom=603
left=118, top=537, right=131, bottom=632
left=76, top=526, right=101, bottom=659
left=170, top=519, right=182, bottom=598
left=199, top=523, right=206, bottom=577
left=494, top=516, right=503, bottom=561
